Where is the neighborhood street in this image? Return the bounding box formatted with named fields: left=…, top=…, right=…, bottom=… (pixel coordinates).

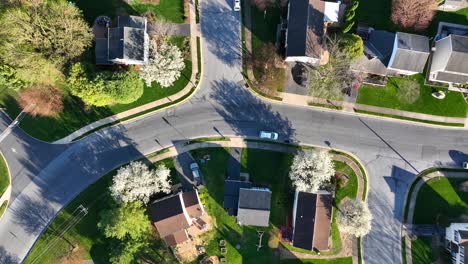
left=0, top=0, right=467, bottom=263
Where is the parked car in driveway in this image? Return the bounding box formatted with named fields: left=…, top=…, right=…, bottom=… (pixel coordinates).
left=190, top=163, right=201, bottom=182
left=234, top=0, right=241, bottom=11
left=463, top=162, right=468, bottom=169
left=259, top=131, right=279, bottom=140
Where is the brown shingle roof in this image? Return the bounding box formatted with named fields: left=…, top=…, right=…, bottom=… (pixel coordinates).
left=183, top=191, right=203, bottom=219
left=149, top=194, right=190, bottom=238
left=312, top=194, right=333, bottom=251
left=163, top=229, right=189, bottom=247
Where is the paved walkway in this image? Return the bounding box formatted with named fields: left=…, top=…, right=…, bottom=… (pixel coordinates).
left=54, top=1, right=200, bottom=144
left=146, top=137, right=366, bottom=264
left=242, top=0, right=256, bottom=83
left=404, top=170, right=468, bottom=264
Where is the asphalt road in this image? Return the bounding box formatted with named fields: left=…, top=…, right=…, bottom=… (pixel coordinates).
left=0, top=0, right=467, bottom=263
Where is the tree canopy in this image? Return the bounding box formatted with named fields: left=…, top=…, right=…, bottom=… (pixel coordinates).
left=289, top=150, right=335, bottom=193
left=337, top=199, right=372, bottom=237
left=19, top=85, right=64, bottom=117
left=67, top=62, right=144, bottom=106
left=391, top=0, right=436, bottom=31
left=110, top=162, right=172, bottom=204
left=139, top=41, right=185, bottom=87
left=98, top=202, right=150, bottom=241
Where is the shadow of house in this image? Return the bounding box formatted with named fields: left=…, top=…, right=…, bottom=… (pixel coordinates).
left=223, top=180, right=251, bottom=216
left=95, top=15, right=149, bottom=65
left=291, top=191, right=333, bottom=252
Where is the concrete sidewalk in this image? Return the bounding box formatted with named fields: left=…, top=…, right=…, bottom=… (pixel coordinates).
left=54, top=1, right=201, bottom=144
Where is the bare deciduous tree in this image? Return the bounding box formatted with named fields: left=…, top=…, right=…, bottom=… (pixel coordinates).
left=391, top=0, right=437, bottom=31
left=289, top=150, right=335, bottom=193
left=308, top=35, right=360, bottom=100
left=149, top=18, right=176, bottom=46
left=19, top=84, right=63, bottom=117
left=337, top=199, right=372, bottom=237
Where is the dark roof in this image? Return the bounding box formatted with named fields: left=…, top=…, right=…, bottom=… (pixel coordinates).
left=238, top=188, right=271, bottom=210
left=292, top=192, right=333, bottom=251
left=293, top=192, right=317, bottom=250
left=286, top=0, right=325, bottom=58
left=108, top=27, right=124, bottom=60
left=163, top=229, right=189, bottom=247
left=286, top=0, right=309, bottom=57
left=149, top=194, right=190, bottom=238
left=389, top=33, right=429, bottom=73
left=95, top=38, right=111, bottom=65
left=223, top=180, right=252, bottom=215
left=351, top=30, right=394, bottom=75
left=237, top=188, right=271, bottom=227
left=118, top=15, right=146, bottom=29
left=182, top=191, right=203, bottom=219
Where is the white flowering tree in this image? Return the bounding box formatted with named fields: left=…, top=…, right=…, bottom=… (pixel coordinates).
left=337, top=199, right=372, bottom=237
left=139, top=40, right=185, bottom=87
left=110, top=161, right=172, bottom=204
left=289, top=150, right=335, bottom=193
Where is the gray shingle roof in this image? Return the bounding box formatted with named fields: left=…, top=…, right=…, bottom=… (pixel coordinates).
left=388, top=32, right=429, bottom=73
left=237, top=188, right=271, bottom=227
left=435, top=71, right=468, bottom=83
left=123, top=27, right=145, bottom=61
left=445, top=35, right=468, bottom=74
left=223, top=180, right=252, bottom=215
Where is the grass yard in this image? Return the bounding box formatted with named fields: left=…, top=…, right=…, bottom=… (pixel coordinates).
left=280, top=258, right=353, bottom=264
left=0, top=153, right=9, bottom=198
left=411, top=237, right=434, bottom=264
left=413, top=177, right=468, bottom=225
left=0, top=37, right=192, bottom=142
left=24, top=158, right=179, bottom=264
left=357, top=74, right=468, bottom=118
left=250, top=4, right=286, bottom=92
left=0, top=201, right=7, bottom=218
left=72, top=0, right=185, bottom=24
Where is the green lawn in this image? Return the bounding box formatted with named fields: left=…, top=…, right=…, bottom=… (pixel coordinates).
left=1, top=37, right=192, bottom=142
left=0, top=153, right=9, bottom=198
left=72, top=0, right=185, bottom=24
left=413, top=177, right=468, bottom=225
left=411, top=237, right=434, bottom=264
left=280, top=258, right=353, bottom=264
left=24, top=158, right=179, bottom=264
left=0, top=201, right=7, bottom=218
left=357, top=74, right=468, bottom=118
left=250, top=4, right=286, bottom=92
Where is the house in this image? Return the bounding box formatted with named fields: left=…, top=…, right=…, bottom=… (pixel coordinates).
left=149, top=190, right=205, bottom=247
left=429, top=34, right=468, bottom=86
left=291, top=191, right=333, bottom=251
left=223, top=179, right=252, bottom=216
left=352, top=28, right=430, bottom=76
left=445, top=223, right=468, bottom=264
left=237, top=187, right=271, bottom=227
left=285, top=0, right=340, bottom=65
left=95, top=15, right=149, bottom=65
left=387, top=32, right=430, bottom=75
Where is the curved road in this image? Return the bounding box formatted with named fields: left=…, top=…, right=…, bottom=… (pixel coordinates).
left=0, top=0, right=467, bottom=263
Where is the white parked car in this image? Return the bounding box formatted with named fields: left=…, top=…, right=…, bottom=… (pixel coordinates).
left=234, top=0, right=241, bottom=11
left=190, top=163, right=201, bottom=181
left=259, top=131, right=279, bottom=140
left=463, top=162, right=468, bottom=169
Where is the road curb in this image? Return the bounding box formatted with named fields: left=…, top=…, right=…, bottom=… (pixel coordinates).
left=0, top=150, right=12, bottom=219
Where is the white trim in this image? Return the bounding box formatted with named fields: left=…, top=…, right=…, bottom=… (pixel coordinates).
left=178, top=193, right=193, bottom=225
